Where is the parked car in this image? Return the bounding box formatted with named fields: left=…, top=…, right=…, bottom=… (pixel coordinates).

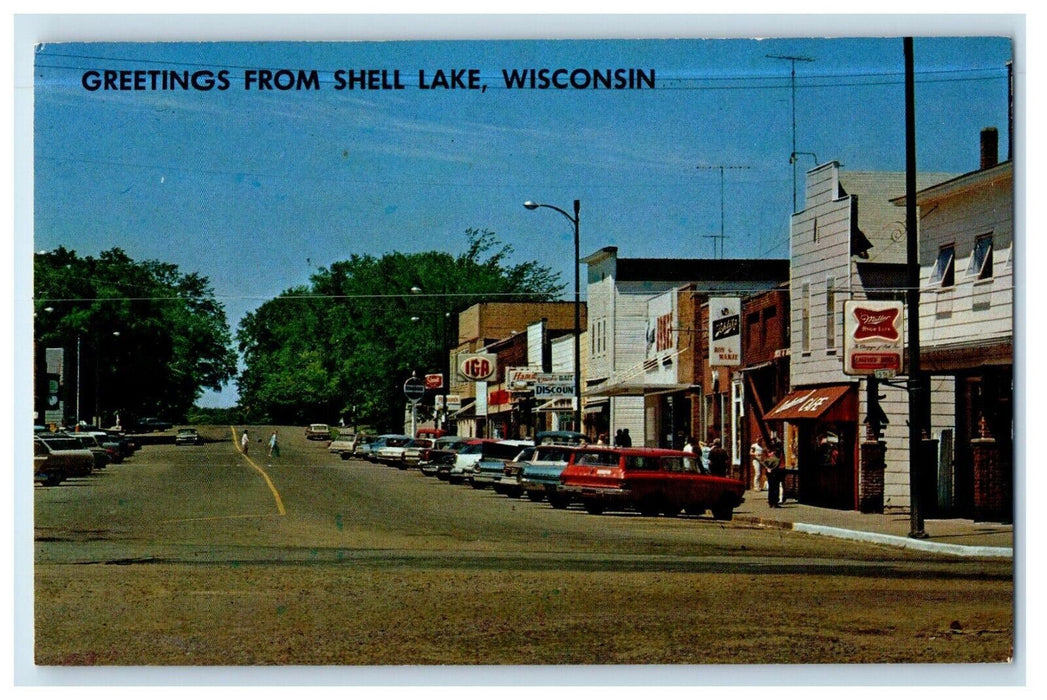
left=452, top=439, right=532, bottom=488
left=401, top=438, right=435, bottom=468
left=353, top=435, right=376, bottom=459
left=305, top=423, right=331, bottom=441
left=502, top=443, right=580, bottom=502
left=136, top=417, right=173, bottom=432
left=60, top=432, right=112, bottom=470
left=88, top=430, right=135, bottom=462
left=374, top=435, right=415, bottom=467
left=34, top=435, right=95, bottom=484
left=175, top=428, right=203, bottom=445
left=557, top=446, right=746, bottom=519
left=361, top=434, right=411, bottom=463
left=424, top=436, right=471, bottom=477
left=328, top=433, right=359, bottom=460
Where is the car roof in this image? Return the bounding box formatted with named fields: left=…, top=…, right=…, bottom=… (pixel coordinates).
left=574, top=446, right=692, bottom=457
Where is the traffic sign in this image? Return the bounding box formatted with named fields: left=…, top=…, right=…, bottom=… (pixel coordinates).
left=403, top=376, right=426, bottom=403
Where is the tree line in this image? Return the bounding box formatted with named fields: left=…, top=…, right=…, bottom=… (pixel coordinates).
left=34, top=230, right=563, bottom=430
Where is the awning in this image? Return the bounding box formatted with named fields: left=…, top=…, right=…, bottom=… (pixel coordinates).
left=452, top=401, right=476, bottom=418
left=535, top=398, right=574, bottom=413
left=585, top=382, right=697, bottom=398
left=765, top=384, right=857, bottom=421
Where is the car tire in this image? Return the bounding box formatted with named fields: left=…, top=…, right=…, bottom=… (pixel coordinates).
left=548, top=494, right=570, bottom=510
left=712, top=499, right=735, bottom=521
left=584, top=501, right=605, bottom=515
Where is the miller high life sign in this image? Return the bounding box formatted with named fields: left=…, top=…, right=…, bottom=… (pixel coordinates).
left=708, top=297, right=741, bottom=366
left=843, top=300, right=904, bottom=376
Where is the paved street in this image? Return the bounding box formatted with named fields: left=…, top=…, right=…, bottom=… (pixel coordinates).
left=31, top=427, right=1014, bottom=671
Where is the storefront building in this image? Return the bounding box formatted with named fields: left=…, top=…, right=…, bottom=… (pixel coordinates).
left=901, top=129, right=1014, bottom=521
left=784, top=162, right=958, bottom=511
left=582, top=247, right=787, bottom=450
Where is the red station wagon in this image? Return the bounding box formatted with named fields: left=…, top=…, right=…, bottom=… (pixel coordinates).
left=557, top=447, right=746, bottom=520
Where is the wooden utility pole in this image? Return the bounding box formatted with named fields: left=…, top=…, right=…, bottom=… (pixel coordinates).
left=904, top=37, right=928, bottom=539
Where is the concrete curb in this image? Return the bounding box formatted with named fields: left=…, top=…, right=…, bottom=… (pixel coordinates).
left=741, top=516, right=1013, bottom=559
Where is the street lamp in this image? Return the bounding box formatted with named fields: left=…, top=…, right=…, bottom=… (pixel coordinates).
left=523, top=199, right=582, bottom=433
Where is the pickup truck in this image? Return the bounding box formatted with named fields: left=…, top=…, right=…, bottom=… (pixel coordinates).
left=558, top=446, right=746, bottom=520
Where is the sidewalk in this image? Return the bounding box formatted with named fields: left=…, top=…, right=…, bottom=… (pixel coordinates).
left=733, top=489, right=1014, bottom=559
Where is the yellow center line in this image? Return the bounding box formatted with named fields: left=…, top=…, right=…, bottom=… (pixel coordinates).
left=231, top=426, right=287, bottom=516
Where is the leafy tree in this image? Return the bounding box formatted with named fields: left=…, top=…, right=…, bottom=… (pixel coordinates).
left=236, top=229, right=564, bottom=429
left=34, top=247, right=238, bottom=425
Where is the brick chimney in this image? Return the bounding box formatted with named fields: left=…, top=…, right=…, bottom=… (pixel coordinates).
left=980, top=127, right=999, bottom=170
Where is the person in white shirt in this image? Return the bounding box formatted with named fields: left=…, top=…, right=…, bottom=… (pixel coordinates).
left=750, top=438, right=766, bottom=491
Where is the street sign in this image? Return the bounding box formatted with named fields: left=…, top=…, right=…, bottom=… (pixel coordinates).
left=424, top=373, right=444, bottom=389
left=403, top=376, right=426, bottom=403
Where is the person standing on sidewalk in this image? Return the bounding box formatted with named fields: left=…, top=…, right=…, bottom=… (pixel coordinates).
left=750, top=437, right=766, bottom=491
left=708, top=439, right=729, bottom=477
left=764, top=447, right=783, bottom=507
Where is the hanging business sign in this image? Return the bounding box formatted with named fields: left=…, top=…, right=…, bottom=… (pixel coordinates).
left=843, top=300, right=904, bottom=376
left=708, top=297, right=741, bottom=366
left=457, top=353, right=497, bottom=381
left=424, top=373, right=444, bottom=389
left=506, top=366, right=541, bottom=391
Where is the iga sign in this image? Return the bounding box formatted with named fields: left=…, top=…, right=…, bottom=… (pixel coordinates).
left=458, top=353, right=497, bottom=381
left=843, top=300, right=904, bottom=375
left=708, top=297, right=741, bottom=366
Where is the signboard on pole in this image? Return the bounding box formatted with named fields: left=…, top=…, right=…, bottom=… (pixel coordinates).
left=843, top=300, right=904, bottom=376
left=403, top=376, right=426, bottom=403
left=424, top=373, right=444, bottom=390
left=708, top=297, right=741, bottom=366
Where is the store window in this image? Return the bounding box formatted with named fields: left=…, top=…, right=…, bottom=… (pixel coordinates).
left=825, top=276, right=837, bottom=352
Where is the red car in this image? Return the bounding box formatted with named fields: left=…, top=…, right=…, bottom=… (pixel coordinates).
left=557, top=446, right=745, bottom=520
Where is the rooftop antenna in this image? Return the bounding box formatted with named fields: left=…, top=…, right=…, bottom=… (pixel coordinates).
left=767, top=54, right=815, bottom=212
left=697, top=164, right=752, bottom=258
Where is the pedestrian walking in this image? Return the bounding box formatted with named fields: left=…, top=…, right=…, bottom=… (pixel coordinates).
left=614, top=429, right=623, bottom=447
left=682, top=436, right=695, bottom=454
left=708, top=438, right=729, bottom=477
left=267, top=430, right=280, bottom=457
left=240, top=429, right=249, bottom=455
left=620, top=428, right=632, bottom=447
left=764, top=447, right=783, bottom=507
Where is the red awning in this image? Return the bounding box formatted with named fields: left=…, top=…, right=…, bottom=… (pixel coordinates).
left=765, top=385, right=856, bottom=421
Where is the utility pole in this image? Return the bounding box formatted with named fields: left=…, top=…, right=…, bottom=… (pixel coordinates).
left=904, top=37, right=928, bottom=540
left=697, top=164, right=752, bottom=258
left=767, top=54, right=815, bottom=212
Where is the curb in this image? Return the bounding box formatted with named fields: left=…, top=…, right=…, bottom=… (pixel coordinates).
left=741, top=517, right=1013, bottom=559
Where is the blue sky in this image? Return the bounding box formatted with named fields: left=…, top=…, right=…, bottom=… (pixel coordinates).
left=29, top=26, right=1015, bottom=407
